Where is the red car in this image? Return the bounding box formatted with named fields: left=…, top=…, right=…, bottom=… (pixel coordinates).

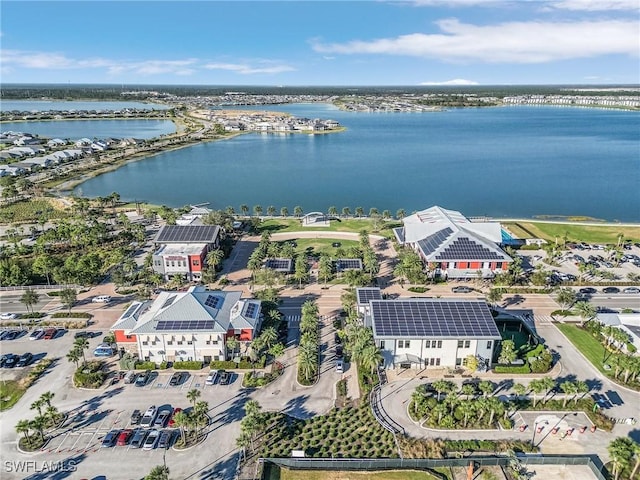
left=168, top=408, right=182, bottom=428
left=43, top=328, right=57, bottom=340
left=116, top=429, right=133, bottom=446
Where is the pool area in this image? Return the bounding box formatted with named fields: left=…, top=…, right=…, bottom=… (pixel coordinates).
left=501, top=227, right=524, bottom=246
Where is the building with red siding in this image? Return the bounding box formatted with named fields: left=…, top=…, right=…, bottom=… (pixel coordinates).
left=394, top=206, right=511, bottom=279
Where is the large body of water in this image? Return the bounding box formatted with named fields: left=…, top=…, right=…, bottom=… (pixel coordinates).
left=0, top=100, right=168, bottom=111
left=1, top=119, right=176, bottom=140
left=66, top=103, right=638, bottom=221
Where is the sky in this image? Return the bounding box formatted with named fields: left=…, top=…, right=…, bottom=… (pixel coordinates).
left=1, top=0, right=639, bottom=86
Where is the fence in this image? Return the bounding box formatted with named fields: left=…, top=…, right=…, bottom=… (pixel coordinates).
left=0, top=284, right=82, bottom=292
left=262, top=454, right=608, bottom=480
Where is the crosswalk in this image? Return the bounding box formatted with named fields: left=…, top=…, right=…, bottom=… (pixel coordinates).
left=286, top=315, right=301, bottom=326
left=534, top=315, right=555, bottom=325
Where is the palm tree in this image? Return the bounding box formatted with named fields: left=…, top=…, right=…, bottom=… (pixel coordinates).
left=328, top=206, right=338, bottom=217
left=20, top=289, right=40, bottom=314
left=382, top=210, right=391, bottom=220
left=486, top=397, right=504, bottom=426
left=186, top=388, right=201, bottom=408
left=225, top=206, right=235, bottom=215
left=240, top=204, right=249, bottom=217
left=206, top=249, right=224, bottom=271
left=40, top=391, right=55, bottom=409
left=608, top=437, right=635, bottom=480
left=280, top=206, right=289, bottom=217
left=259, top=326, right=278, bottom=350
left=529, top=379, right=546, bottom=407
left=30, top=416, right=46, bottom=442
left=15, top=419, right=32, bottom=443
left=355, top=207, right=364, bottom=218
left=341, top=207, right=351, bottom=218
left=66, top=348, right=82, bottom=368
left=486, top=289, right=503, bottom=309
left=46, top=405, right=61, bottom=427
left=555, top=287, right=577, bottom=310
left=512, top=383, right=527, bottom=399
left=173, top=410, right=189, bottom=444
left=298, top=343, right=318, bottom=381
left=145, top=465, right=170, bottom=480
left=267, top=205, right=276, bottom=217
left=574, top=380, right=589, bottom=404
left=369, top=207, right=379, bottom=217
left=30, top=399, right=45, bottom=418
left=318, top=255, right=333, bottom=285
left=539, top=377, right=556, bottom=403
left=458, top=401, right=475, bottom=428
left=360, top=344, right=383, bottom=374
left=478, top=380, right=494, bottom=397
left=574, top=301, right=597, bottom=326
left=253, top=205, right=263, bottom=217
left=194, top=400, right=209, bottom=436
left=396, top=209, right=406, bottom=220
left=74, top=337, right=89, bottom=363
left=461, top=384, right=476, bottom=397
left=432, top=380, right=455, bottom=402
left=560, top=380, right=577, bottom=407
left=293, top=206, right=303, bottom=217
left=630, top=441, right=640, bottom=480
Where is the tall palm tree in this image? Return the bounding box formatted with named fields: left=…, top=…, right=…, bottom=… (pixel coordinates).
left=259, top=327, right=278, bottom=350
left=293, top=206, right=303, bottom=217
left=341, top=207, right=351, bottom=218
left=186, top=388, right=201, bottom=408
left=74, top=337, right=89, bottom=363
left=555, top=287, right=577, bottom=310
left=560, top=381, right=577, bottom=407
left=478, top=380, right=494, bottom=397
left=225, top=206, right=235, bottom=216
left=328, top=206, right=338, bottom=217
left=267, top=205, right=276, bottom=217
left=15, top=419, right=32, bottom=443
left=240, top=204, right=249, bottom=217
left=432, top=380, right=455, bottom=402
left=355, top=207, right=364, bottom=218
left=30, top=399, right=45, bottom=418
left=20, top=289, right=40, bottom=314
left=360, top=344, right=383, bottom=374
left=512, top=383, right=527, bottom=399
left=396, top=209, right=406, bottom=220
left=253, top=205, right=263, bottom=217
left=528, top=379, right=545, bottom=407
left=206, top=249, right=224, bottom=271
left=458, top=401, right=475, bottom=428
left=30, top=416, right=47, bottom=441
left=40, top=391, right=55, bottom=409
left=66, top=348, right=81, bottom=368
left=608, top=437, right=635, bottom=480
left=145, top=465, right=170, bottom=480
left=486, top=289, right=503, bottom=309
left=280, top=206, right=289, bottom=217
left=574, top=301, right=597, bottom=326
left=298, top=343, right=318, bottom=381
left=172, top=410, right=189, bottom=445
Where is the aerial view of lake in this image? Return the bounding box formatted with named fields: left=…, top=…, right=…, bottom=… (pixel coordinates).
left=0, top=100, right=168, bottom=111
left=0, top=119, right=176, bottom=140
left=74, top=104, right=640, bottom=222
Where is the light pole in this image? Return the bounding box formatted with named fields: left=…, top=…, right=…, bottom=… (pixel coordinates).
left=532, top=421, right=538, bottom=448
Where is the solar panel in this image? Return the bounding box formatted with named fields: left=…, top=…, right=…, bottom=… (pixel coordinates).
left=156, top=320, right=215, bottom=331
left=335, top=259, right=363, bottom=271
left=265, top=258, right=292, bottom=271
left=357, top=288, right=382, bottom=304
left=122, top=303, right=141, bottom=318
left=416, top=227, right=453, bottom=257
left=161, top=295, right=177, bottom=309
left=371, top=299, right=499, bottom=338
left=244, top=303, right=258, bottom=318
left=434, top=237, right=506, bottom=261
left=155, top=225, right=220, bottom=243
left=204, top=295, right=221, bottom=309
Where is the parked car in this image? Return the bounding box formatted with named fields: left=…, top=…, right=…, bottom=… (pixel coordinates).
left=16, top=352, right=34, bottom=367
left=124, top=371, right=138, bottom=384
left=335, top=345, right=344, bottom=358
left=592, top=393, right=612, bottom=409
left=623, top=287, right=640, bottom=294
left=74, top=331, right=91, bottom=339
left=205, top=371, right=218, bottom=386
left=578, top=287, right=597, bottom=295
left=101, top=430, right=120, bottom=448
left=332, top=242, right=341, bottom=247
left=129, top=429, right=148, bottom=448
left=154, top=409, right=172, bottom=428
left=142, top=429, right=160, bottom=450
left=1, top=354, right=18, bottom=368
left=168, top=408, right=182, bottom=427
left=92, top=295, right=112, bottom=303
left=1, top=330, right=22, bottom=341
left=0, top=313, right=18, bottom=320
left=116, top=429, right=133, bottom=446
left=43, top=328, right=58, bottom=340
left=218, top=370, right=231, bottom=385
left=451, top=286, right=473, bottom=293
left=136, top=370, right=152, bottom=387
left=169, top=371, right=188, bottom=386
left=130, top=409, right=142, bottom=425
left=29, top=328, right=45, bottom=340
left=93, top=343, right=115, bottom=357
left=140, top=405, right=158, bottom=427
left=335, top=360, right=344, bottom=374
left=157, top=430, right=173, bottom=449
left=603, top=287, right=620, bottom=294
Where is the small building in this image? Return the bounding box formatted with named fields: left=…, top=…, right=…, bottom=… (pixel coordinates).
left=111, top=286, right=262, bottom=363
left=301, top=212, right=330, bottom=227
left=356, top=287, right=382, bottom=323
left=264, top=258, right=293, bottom=273
left=365, top=290, right=500, bottom=369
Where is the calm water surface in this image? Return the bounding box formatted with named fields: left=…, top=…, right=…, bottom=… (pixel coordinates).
left=0, top=100, right=168, bottom=111
left=1, top=119, right=176, bottom=140
left=74, top=104, right=640, bottom=221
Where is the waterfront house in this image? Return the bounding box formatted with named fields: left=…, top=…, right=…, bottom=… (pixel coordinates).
left=394, top=205, right=511, bottom=279
left=111, top=286, right=262, bottom=363
left=362, top=288, right=500, bottom=369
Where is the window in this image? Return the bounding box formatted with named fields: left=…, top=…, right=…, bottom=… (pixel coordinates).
left=425, top=340, right=431, bottom=348
left=457, top=340, right=463, bottom=348
left=436, top=340, right=442, bottom=348
left=436, top=358, right=441, bottom=366
left=212, top=340, right=218, bottom=345
left=456, top=358, right=462, bottom=366
left=187, top=341, right=193, bottom=345
left=205, top=341, right=211, bottom=345
left=487, top=341, right=492, bottom=349
left=397, top=340, right=410, bottom=349
left=126, top=335, right=133, bottom=340
left=193, top=260, right=200, bottom=266
left=177, top=341, right=183, bottom=345
left=464, top=340, right=470, bottom=348
left=167, top=341, right=173, bottom=345
left=142, top=341, right=148, bottom=346
left=379, top=340, right=385, bottom=349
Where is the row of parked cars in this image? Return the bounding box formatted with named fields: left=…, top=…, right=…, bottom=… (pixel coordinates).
left=0, top=352, right=34, bottom=368
left=122, top=369, right=233, bottom=388
left=579, top=286, right=640, bottom=295
left=101, top=405, right=184, bottom=449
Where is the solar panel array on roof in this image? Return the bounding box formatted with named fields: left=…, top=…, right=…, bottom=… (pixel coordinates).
left=357, top=288, right=382, bottom=304
left=416, top=227, right=453, bottom=257
left=161, top=295, right=177, bottom=309
left=371, top=300, right=499, bottom=338
left=434, top=237, right=505, bottom=260
left=155, top=225, right=219, bottom=243
left=244, top=303, right=258, bottom=318
left=265, top=259, right=292, bottom=271
left=335, top=259, right=363, bottom=271
left=122, top=303, right=141, bottom=319
left=156, top=320, right=215, bottom=331
left=204, top=295, right=221, bottom=309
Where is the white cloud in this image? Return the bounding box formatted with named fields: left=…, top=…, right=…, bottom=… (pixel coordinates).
left=203, top=62, right=295, bottom=74
left=312, top=18, right=639, bottom=63
left=410, top=0, right=639, bottom=9
left=420, top=78, right=479, bottom=85
left=551, top=0, right=639, bottom=11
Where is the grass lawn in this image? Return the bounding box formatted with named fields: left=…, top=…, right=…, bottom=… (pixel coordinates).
left=0, top=380, right=26, bottom=411
left=278, top=469, right=443, bottom=480
left=259, top=218, right=401, bottom=238
left=0, top=198, right=68, bottom=224
left=504, top=221, right=640, bottom=243
left=555, top=323, right=608, bottom=375
left=278, top=237, right=360, bottom=258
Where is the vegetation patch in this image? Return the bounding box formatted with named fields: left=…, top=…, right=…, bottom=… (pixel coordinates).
left=0, top=198, right=68, bottom=224
left=172, top=360, right=203, bottom=370
left=276, top=469, right=442, bottom=480
left=73, top=361, right=108, bottom=388
left=407, top=286, right=428, bottom=293
left=0, top=380, right=26, bottom=412
left=503, top=221, right=640, bottom=244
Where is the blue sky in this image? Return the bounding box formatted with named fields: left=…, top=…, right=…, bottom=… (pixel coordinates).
left=1, top=1, right=639, bottom=85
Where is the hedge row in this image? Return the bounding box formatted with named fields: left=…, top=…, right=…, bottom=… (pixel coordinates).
left=493, top=365, right=531, bottom=374
left=172, top=361, right=203, bottom=370
left=134, top=361, right=156, bottom=370
left=51, top=312, right=92, bottom=318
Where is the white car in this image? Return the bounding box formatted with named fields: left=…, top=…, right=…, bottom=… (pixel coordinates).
left=205, top=371, right=218, bottom=385
left=140, top=405, right=158, bottom=427
left=335, top=360, right=344, bottom=374
left=0, top=313, right=18, bottom=320
left=29, top=328, right=45, bottom=340
left=91, top=295, right=112, bottom=303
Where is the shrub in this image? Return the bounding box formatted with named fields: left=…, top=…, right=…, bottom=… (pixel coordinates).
left=210, top=360, right=236, bottom=369
left=493, top=364, right=531, bottom=374
left=337, top=379, right=347, bottom=398
left=20, top=312, right=45, bottom=319
left=158, top=361, right=169, bottom=370
left=74, top=361, right=107, bottom=388
left=408, top=286, right=428, bottom=293
left=51, top=312, right=92, bottom=318
left=172, top=360, right=203, bottom=370
left=134, top=361, right=156, bottom=370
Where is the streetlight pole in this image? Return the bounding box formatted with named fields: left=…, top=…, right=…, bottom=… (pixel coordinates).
left=532, top=421, right=537, bottom=448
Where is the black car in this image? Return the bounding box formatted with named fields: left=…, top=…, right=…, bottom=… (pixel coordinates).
left=74, top=331, right=90, bottom=339
left=1, top=330, right=21, bottom=341
left=603, top=287, right=620, bottom=294
left=420, top=382, right=438, bottom=395
left=335, top=345, right=344, bottom=358
left=16, top=352, right=33, bottom=367
left=169, top=371, right=188, bottom=386
left=579, top=287, right=597, bottom=295
left=3, top=354, right=19, bottom=368
left=130, top=409, right=142, bottom=425
left=332, top=242, right=341, bottom=247
left=101, top=430, right=120, bottom=448
left=219, top=370, right=231, bottom=385
left=135, top=369, right=151, bottom=387
left=129, top=428, right=148, bottom=449
left=451, top=286, right=473, bottom=293
left=157, top=430, right=173, bottom=449
left=592, top=393, right=612, bottom=409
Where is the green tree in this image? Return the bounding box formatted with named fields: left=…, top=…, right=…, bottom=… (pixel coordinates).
left=32, top=253, right=58, bottom=286
left=432, top=380, right=456, bottom=402
left=396, top=209, right=406, bottom=220
left=559, top=380, right=577, bottom=407
left=253, top=205, right=263, bottom=217
left=206, top=248, right=225, bottom=271
left=608, top=437, right=635, bottom=480
left=59, top=288, right=77, bottom=313
left=318, top=255, right=333, bottom=285
left=258, top=327, right=278, bottom=350
left=240, top=204, right=249, bottom=216
left=498, top=340, right=517, bottom=364
left=172, top=410, right=189, bottom=445
left=15, top=419, right=32, bottom=443
left=186, top=388, right=201, bottom=408
left=341, top=207, right=351, bottom=217
left=294, top=255, right=309, bottom=288
left=355, top=206, right=364, bottom=218
left=267, top=205, right=276, bottom=217
left=458, top=401, right=475, bottom=428
left=293, top=205, right=303, bottom=217
left=478, top=380, right=494, bottom=397
left=74, top=337, right=89, bottom=363
left=30, top=398, right=45, bottom=418
left=66, top=348, right=82, bottom=368
left=328, top=206, right=338, bottom=217
left=20, top=289, right=40, bottom=313
left=226, top=337, right=239, bottom=360
left=40, top=391, right=55, bottom=409
left=574, top=301, right=597, bottom=326
left=280, top=206, right=289, bottom=217
left=360, top=344, right=383, bottom=374
left=145, top=465, right=170, bottom=480
left=486, top=289, right=503, bottom=309
left=555, top=287, right=577, bottom=310
left=512, top=383, right=527, bottom=399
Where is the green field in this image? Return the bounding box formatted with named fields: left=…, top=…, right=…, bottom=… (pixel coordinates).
left=504, top=221, right=640, bottom=244
left=0, top=380, right=26, bottom=411
left=275, top=469, right=443, bottom=480
left=259, top=218, right=401, bottom=238
left=0, top=198, right=68, bottom=224
left=554, top=323, right=608, bottom=375
left=278, top=237, right=360, bottom=258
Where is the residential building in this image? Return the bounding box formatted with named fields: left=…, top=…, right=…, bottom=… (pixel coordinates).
left=394, top=205, right=512, bottom=279
left=111, top=286, right=262, bottom=363
left=362, top=288, right=500, bottom=369
left=152, top=225, right=221, bottom=281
